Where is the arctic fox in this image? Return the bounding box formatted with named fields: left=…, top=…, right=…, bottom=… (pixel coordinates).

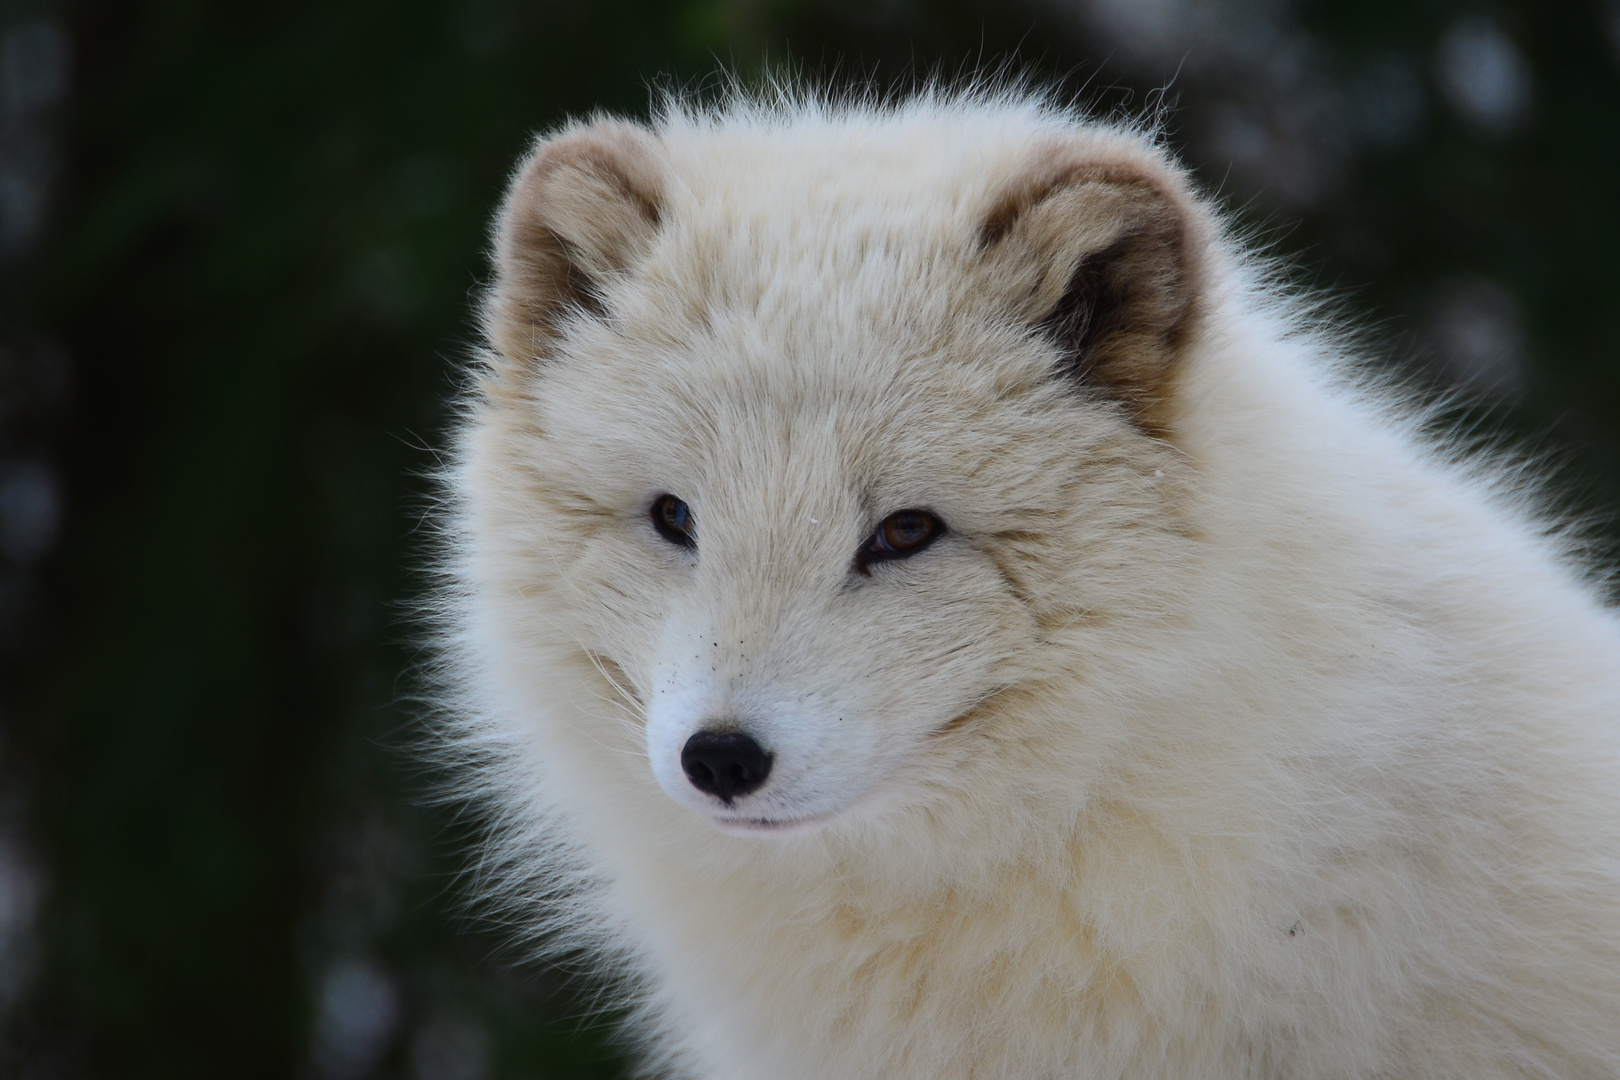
left=440, top=92, right=1620, bottom=1079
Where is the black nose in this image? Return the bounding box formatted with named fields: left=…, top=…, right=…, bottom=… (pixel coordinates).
left=681, top=730, right=773, bottom=804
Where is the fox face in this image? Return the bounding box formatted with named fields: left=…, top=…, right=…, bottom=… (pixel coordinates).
left=525, top=321, right=1043, bottom=834
left=470, top=107, right=1202, bottom=835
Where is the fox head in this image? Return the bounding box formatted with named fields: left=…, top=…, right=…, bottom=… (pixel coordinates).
left=464, top=102, right=1208, bottom=837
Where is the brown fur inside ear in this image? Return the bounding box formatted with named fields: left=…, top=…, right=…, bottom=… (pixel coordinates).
left=486, top=122, right=666, bottom=368
left=979, top=142, right=1202, bottom=433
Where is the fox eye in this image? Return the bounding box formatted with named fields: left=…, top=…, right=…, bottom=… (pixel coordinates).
left=857, top=509, right=945, bottom=573
left=651, top=494, right=695, bottom=550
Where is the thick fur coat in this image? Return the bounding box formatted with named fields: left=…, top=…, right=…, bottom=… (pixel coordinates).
left=439, top=93, right=1620, bottom=1079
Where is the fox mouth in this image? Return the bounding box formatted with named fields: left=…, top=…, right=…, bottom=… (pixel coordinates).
left=697, top=759, right=904, bottom=837
left=707, top=810, right=836, bottom=837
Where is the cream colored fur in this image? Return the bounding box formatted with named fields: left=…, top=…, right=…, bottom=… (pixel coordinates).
left=438, top=91, right=1620, bottom=1079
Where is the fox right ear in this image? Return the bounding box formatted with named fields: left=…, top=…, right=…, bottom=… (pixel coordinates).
left=486, top=122, right=666, bottom=367
left=975, top=137, right=1206, bottom=434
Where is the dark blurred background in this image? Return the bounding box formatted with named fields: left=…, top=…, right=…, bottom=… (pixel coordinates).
left=0, top=0, right=1616, bottom=1076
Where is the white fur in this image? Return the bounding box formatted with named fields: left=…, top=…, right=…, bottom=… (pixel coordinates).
left=437, top=91, right=1620, bottom=1079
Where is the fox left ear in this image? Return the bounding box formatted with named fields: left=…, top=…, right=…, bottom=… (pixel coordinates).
left=485, top=121, right=667, bottom=371
left=977, top=138, right=1207, bottom=431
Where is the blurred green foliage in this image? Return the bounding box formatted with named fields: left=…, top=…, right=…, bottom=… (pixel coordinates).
left=4, top=0, right=1617, bottom=1077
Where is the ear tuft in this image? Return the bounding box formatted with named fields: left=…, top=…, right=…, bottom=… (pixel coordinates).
left=978, top=139, right=1204, bottom=431
left=486, top=121, right=666, bottom=368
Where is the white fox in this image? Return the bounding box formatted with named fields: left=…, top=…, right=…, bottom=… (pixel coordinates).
left=439, top=91, right=1620, bottom=1079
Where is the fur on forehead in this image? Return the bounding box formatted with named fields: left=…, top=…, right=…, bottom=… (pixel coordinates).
left=483, top=93, right=1211, bottom=437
